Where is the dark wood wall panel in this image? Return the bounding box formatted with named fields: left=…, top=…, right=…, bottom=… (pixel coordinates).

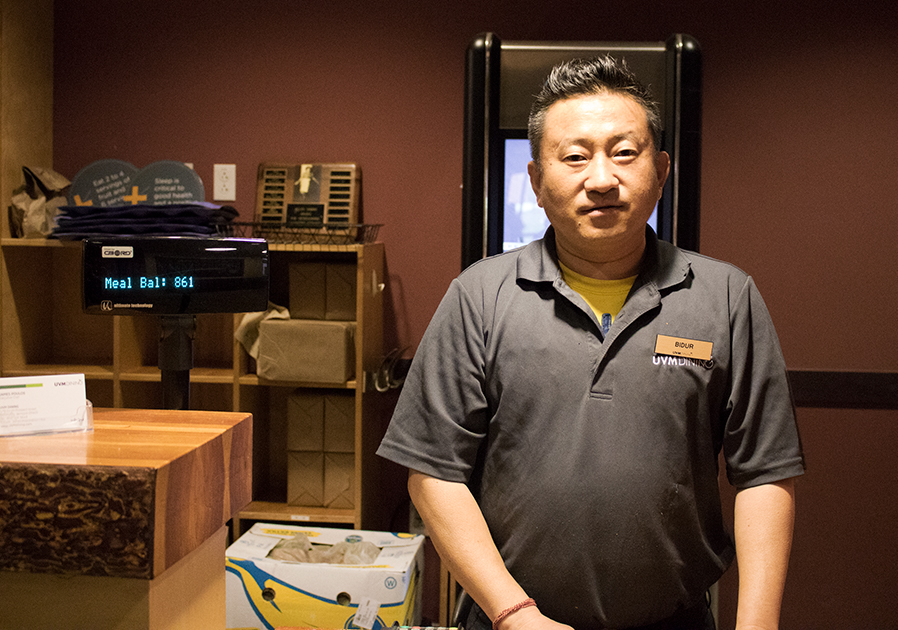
left=789, top=371, right=898, bottom=409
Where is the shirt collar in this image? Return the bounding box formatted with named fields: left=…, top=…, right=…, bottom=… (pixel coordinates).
left=515, top=227, right=562, bottom=283
left=516, top=225, right=692, bottom=293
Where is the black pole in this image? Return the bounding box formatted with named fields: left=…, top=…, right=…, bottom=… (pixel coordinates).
left=158, top=315, right=196, bottom=410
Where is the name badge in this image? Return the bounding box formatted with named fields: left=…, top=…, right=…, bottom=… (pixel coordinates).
left=655, top=334, right=713, bottom=361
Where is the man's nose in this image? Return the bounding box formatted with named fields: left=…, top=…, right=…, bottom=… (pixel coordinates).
left=584, top=155, right=618, bottom=193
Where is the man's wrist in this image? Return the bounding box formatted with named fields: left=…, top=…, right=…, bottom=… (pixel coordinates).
left=492, top=598, right=538, bottom=629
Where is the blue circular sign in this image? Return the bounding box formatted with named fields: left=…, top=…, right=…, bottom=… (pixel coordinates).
left=132, top=160, right=205, bottom=205
left=68, top=159, right=138, bottom=207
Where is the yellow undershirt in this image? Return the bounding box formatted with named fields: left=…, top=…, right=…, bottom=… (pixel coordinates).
left=559, top=261, right=637, bottom=335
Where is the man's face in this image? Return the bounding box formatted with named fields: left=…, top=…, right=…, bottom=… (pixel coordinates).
left=528, top=92, right=670, bottom=274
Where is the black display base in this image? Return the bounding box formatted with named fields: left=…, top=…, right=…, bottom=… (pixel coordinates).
left=158, top=315, right=196, bottom=410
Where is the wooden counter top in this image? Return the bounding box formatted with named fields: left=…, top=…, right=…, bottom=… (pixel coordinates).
left=0, top=408, right=252, bottom=579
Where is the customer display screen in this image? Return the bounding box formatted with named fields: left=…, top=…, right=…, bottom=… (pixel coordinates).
left=99, top=251, right=244, bottom=291
left=104, top=275, right=196, bottom=290
left=83, top=237, right=269, bottom=315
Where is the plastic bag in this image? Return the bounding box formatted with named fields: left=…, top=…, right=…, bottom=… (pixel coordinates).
left=267, top=532, right=382, bottom=565
left=234, top=302, right=290, bottom=359
left=8, top=166, right=71, bottom=238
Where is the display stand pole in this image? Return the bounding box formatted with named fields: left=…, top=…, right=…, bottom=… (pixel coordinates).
left=159, top=314, right=196, bottom=410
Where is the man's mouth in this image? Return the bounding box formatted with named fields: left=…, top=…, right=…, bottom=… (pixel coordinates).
left=581, top=203, right=623, bottom=215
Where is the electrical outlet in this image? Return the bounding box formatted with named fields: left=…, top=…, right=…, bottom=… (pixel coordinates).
left=213, top=164, right=236, bottom=201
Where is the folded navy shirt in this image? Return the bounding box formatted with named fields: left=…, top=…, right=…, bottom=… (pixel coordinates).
left=51, top=202, right=238, bottom=239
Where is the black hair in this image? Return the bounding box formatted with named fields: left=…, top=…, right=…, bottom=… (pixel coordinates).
left=528, top=55, right=663, bottom=166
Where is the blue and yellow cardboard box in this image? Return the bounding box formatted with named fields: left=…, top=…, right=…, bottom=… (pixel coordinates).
left=226, top=523, right=424, bottom=630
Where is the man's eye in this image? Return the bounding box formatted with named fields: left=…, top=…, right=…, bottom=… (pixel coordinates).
left=563, top=154, right=587, bottom=163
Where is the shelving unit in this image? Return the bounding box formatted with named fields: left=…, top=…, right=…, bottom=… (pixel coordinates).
left=1, top=0, right=400, bottom=538
left=231, top=241, right=388, bottom=533
left=0, top=237, right=393, bottom=533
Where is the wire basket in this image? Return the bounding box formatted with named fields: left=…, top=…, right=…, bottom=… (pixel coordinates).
left=216, top=222, right=381, bottom=245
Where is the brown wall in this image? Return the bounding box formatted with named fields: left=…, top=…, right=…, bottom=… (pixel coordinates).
left=51, top=1, right=897, bottom=628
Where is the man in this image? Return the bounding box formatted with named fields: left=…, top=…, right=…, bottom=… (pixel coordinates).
left=377, top=56, right=804, bottom=630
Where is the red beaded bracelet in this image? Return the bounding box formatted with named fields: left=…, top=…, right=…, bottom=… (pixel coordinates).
left=492, top=598, right=537, bottom=629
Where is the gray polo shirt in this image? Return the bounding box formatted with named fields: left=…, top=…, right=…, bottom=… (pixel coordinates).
left=377, top=228, right=804, bottom=629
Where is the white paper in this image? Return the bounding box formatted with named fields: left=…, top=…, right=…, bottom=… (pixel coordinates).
left=353, top=597, right=380, bottom=629
left=0, top=374, right=90, bottom=437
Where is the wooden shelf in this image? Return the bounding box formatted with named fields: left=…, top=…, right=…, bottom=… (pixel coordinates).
left=268, top=242, right=367, bottom=254
left=0, top=363, right=114, bottom=379
left=0, top=237, right=71, bottom=248
left=232, top=500, right=357, bottom=536
left=240, top=373, right=359, bottom=389
left=1, top=236, right=393, bottom=531
left=118, top=366, right=235, bottom=384
left=0, top=238, right=372, bottom=250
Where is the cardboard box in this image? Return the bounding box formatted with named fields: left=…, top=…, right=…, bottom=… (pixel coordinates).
left=287, top=391, right=355, bottom=453
left=288, top=262, right=357, bottom=321
left=325, top=262, right=357, bottom=320
left=286, top=452, right=324, bottom=506
left=257, top=319, right=355, bottom=383
left=289, top=262, right=327, bottom=320
left=226, top=524, right=424, bottom=630
left=323, top=452, right=354, bottom=509
left=287, top=451, right=354, bottom=508
left=286, top=392, right=325, bottom=451
left=324, top=394, right=355, bottom=453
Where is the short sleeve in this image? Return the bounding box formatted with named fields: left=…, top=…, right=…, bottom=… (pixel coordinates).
left=723, top=276, right=805, bottom=489
left=376, top=277, right=491, bottom=482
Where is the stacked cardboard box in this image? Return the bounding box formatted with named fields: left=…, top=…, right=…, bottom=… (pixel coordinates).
left=253, top=260, right=361, bottom=508
left=256, top=260, right=357, bottom=383
left=286, top=391, right=355, bottom=508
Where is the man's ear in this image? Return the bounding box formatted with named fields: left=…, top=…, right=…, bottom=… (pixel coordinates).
left=527, top=160, right=544, bottom=207
left=655, top=151, right=671, bottom=198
